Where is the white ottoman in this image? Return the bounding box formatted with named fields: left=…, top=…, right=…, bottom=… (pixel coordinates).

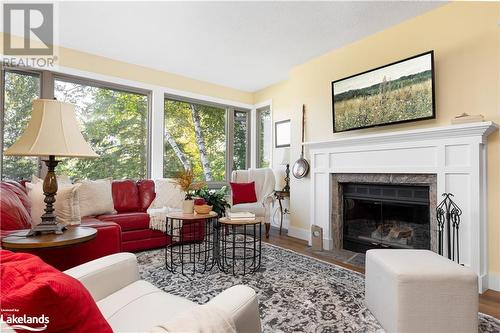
left=365, top=249, right=478, bottom=333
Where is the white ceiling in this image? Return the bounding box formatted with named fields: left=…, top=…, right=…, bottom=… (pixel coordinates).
left=56, top=1, right=443, bottom=92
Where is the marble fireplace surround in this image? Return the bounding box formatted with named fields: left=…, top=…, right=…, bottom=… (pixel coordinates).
left=304, top=121, right=498, bottom=292
left=331, top=173, right=437, bottom=252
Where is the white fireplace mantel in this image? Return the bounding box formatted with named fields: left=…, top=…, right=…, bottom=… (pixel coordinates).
left=305, top=121, right=498, bottom=293
left=304, top=121, right=498, bottom=149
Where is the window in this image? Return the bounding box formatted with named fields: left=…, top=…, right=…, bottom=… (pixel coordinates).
left=164, top=99, right=226, bottom=182
left=1, top=70, right=41, bottom=180
left=233, top=110, right=249, bottom=171
left=257, top=106, right=272, bottom=168
left=54, top=77, right=149, bottom=180
left=164, top=98, right=250, bottom=184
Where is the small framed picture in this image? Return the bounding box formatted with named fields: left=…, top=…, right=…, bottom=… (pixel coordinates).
left=275, top=120, right=291, bottom=148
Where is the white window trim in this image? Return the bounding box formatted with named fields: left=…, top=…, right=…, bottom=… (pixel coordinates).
left=253, top=100, right=273, bottom=169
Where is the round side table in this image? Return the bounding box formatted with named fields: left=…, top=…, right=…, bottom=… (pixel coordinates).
left=165, top=211, right=218, bottom=275
left=1, top=226, right=97, bottom=250
left=218, top=217, right=264, bottom=276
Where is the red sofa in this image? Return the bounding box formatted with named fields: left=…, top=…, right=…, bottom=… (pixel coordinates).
left=97, top=179, right=168, bottom=252
left=95, top=179, right=202, bottom=250
left=0, top=181, right=122, bottom=270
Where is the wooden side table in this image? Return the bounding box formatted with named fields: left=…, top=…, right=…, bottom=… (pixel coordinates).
left=165, top=211, right=218, bottom=275
left=1, top=226, right=97, bottom=250
left=274, top=190, right=290, bottom=235
left=218, top=217, right=264, bottom=276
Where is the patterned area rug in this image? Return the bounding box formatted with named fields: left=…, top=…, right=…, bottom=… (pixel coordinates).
left=136, top=243, right=500, bottom=333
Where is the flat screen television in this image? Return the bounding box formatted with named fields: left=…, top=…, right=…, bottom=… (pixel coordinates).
left=332, top=51, right=435, bottom=133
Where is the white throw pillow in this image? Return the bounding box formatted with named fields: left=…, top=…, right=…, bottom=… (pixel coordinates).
left=26, top=182, right=82, bottom=226
left=149, top=178, right=185, bottom=210
left=77, top=179, right=115, bottom=217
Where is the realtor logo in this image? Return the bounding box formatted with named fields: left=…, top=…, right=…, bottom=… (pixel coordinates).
left=3, top=3, right=54, bottom=55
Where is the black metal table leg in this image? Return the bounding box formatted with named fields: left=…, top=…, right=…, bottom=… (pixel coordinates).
left=278, top=197, right=284, bottom=235
left=232, top=225, right=236, bottom=276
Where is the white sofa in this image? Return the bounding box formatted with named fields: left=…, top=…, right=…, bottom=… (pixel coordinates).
left=64, top=252, right=262, bottom=333
left=230, top=168, right=275, bottom=237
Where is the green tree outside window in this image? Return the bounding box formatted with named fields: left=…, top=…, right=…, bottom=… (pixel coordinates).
left=54, top=79, right=148, bottom=180
left=2, top=71, right=40, bottom=180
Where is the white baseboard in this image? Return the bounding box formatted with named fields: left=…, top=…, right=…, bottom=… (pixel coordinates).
left=487, top=272, right=500, bottom=292
left=285, top=227, right=500, bottom=293
left=287, top=226, right=310, bottom=242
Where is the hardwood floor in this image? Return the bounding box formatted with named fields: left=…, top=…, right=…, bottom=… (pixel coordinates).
left=263, top=227, right=500, bottom=319
left=480, top=290, right=500, bottom=319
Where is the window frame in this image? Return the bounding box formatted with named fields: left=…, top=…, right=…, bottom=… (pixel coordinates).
left=0, top=66, right=153, bottom=179
left=232, top=108, right=251, bottom=171
left=256, top=105, right=272, bottom=168
left=164, top=94, right=251, bottom=188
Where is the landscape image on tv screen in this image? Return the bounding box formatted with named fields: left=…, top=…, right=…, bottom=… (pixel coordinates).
left=332, top=51, right=435, bottom=132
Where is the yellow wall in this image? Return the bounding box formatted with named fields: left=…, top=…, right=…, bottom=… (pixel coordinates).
left=254, top=2, right=500, bottom=272
left=0, top=33, right=254, bottom=105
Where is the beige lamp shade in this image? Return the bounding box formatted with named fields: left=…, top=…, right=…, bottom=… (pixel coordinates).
left=4, top=99, right=98, bottom=158
left=280, top=147, right=290, bottom=165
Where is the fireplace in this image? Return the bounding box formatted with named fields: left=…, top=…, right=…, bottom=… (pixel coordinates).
left=342, top=183, right=430, bottom=253
left=305, top=122, right=497, bottom=292
left=331, top=173, right=438, bottom=253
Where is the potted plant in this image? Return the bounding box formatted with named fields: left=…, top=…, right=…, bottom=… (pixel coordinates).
left=173, top=169, right=205, bottom=214
left=194, top=186, right=231, bottom=217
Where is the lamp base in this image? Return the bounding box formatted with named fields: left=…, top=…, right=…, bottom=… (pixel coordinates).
left=27, top=221, right=66, bottom=237
left=26, top=155, right=66, bottom=237
left=282, top=164, right=290, bottom=192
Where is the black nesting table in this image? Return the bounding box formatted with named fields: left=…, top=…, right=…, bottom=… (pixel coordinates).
left=217, top=217, right=264, bottom=276
left=165, top=211, right=218, bottom=275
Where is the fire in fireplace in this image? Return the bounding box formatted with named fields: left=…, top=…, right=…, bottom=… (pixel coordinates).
left=342, top=183, right=430, bottom=253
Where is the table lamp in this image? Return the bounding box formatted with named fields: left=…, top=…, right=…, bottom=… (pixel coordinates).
left=280, top=147, right=290, bottom=192
left=4, top=99, right=98, bottom=236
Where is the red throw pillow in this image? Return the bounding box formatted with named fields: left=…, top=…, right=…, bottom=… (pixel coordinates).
left=0, top=250, right=113, bottom=333
left=230, top=182, right=258, bottom=205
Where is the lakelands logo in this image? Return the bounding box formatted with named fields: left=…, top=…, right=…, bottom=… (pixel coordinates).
left=1, top=309, right=49, bottom=332
left=2, top=2, right=58, bottom=68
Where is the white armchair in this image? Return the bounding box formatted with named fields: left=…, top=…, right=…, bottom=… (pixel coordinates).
left=230, top=168, right=276, bottom=238
left=64, top=253, right=262, bottom=333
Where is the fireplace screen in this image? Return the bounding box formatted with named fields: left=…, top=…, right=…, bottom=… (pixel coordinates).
left=342, top=183, right=430, bottom=253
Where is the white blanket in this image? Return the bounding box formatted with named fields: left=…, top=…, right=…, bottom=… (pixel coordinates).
left=148, top=207, right=181, bottom=239
left=247, top=168, right=275, bottom=203
left=148, top=207, right=169, bottom=232
left=150, top=304, right=236, bottom=333
left=247, top=168, right=275, bottom=222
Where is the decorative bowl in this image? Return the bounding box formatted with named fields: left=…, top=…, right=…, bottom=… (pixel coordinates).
left=194, top=204, right=213, bottom=214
